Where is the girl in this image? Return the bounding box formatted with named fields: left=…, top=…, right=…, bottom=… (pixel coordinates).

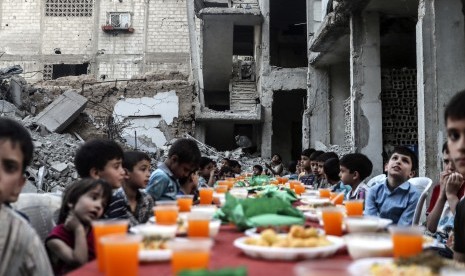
left=46, top=178, right=112, bottom=275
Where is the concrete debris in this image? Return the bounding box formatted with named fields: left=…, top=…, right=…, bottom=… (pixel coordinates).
left=50, top=162, right=69, bottom=173
left=0, top=100, right=23, bottom=117
left=0, top=65, right=23, bottom=79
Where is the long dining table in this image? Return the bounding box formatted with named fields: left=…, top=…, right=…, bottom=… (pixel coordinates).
left=68, top=223, right=353, bottom=276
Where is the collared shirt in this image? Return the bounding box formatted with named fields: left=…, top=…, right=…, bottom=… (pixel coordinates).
left=364, top=179, right=420, bottom=226
left=299, top=173, right=316, bottom=187
left=198, top=176, right=209, bottom=188
left=146, top=162, right=180, bottom=201
left=105, top=187, right=154, bottom=227
left=0, top=205, right=53, bottom=276
left=348, top=182, right=369, bottom=200
left=331, top=181, right=352, bottom=199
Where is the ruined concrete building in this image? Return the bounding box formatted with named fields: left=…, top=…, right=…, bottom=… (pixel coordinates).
left=189, top=0, right=465, bottom=180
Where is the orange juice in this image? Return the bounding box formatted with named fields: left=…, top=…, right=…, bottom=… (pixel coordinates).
left=319, top=188, right=331, bottom=198
left=101, top=234, right=141, bottom=276
left=345, top=200, right=364, bottom=216
left=329, top=192, right=336, bottom=200
left=294, top=184, right=305, bottom=195
left=172, top=251, right=210, bottom=274
left=226, top=181, right=235, bottom=190
left=92, top=220, right=129, bottom=272
left=199, top=188, right=214, bottom=204
left=280, top=177, right=289, bottom=184
left=270, top=179, right=279, bottom=185
left=177, top=196, right=194, bottom=212
left=322, top=209, right=344, bottom=236
left=331, top=193, right=345, bottom=205
left=215, top=184, right=228, bottom=194
left=392, top=234, right=423, bottom=257
left=289, top=180, right=300, bottom=189
left=187, top=220, right=210, bottom=237
left=154, top=206, right=179, bottom=225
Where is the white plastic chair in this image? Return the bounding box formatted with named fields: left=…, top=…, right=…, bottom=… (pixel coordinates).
left=366, top=174, right=387, bottom=188
left=409, top=177, right=433, bottom=225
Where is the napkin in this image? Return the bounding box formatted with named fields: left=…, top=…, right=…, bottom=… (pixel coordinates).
left=254, top=186, right=298, bottom=203
left=178, top=267, right=247, bottom=276
left=247, top=175, right=270, bottom=186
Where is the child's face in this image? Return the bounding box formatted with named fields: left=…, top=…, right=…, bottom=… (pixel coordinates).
left=385, top=153, right=415, bottom=181
left=199, top=162, right=214, bottom=178
left=127, top=159, right=151, bottom=189
left=447, top=117, right=465, bottom=175
left=339, top=165, right=357, bottom=185
left=0, top=139, right=26, bottom=203
left=94, top=158, right=125, bottom=189
left=253, top=167, right=261, bottom=176
left=310, top=160, right=319, bottom=174
left=72, top=185, right=106, bottom=225
left=317, top=162, right=324, bottom=177
left=442, top=151, right=455, bottom=172
left=272, top=155, right=280, bottom=163
left=170, top=156, right=197, bottom=179
left=300, top=156, right=311, bottom=171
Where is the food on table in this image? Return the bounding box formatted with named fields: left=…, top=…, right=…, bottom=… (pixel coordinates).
left=244, top=226, right=331, bottom=248
left=370, top=263, right=433, bottom=276
left=141, top=235, right=170, bottom=250
left=296, top=201, right=334, bottom=211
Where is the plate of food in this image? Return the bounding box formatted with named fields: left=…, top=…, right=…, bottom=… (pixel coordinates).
left=234, top=226, right=344, bottom=261
left=149, top=213, right=188, bottom=235
left=130, top=224, right=176, bottom=262
left=244, top=226, right=324, bottom=237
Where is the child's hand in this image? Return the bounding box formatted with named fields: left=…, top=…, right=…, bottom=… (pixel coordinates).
left=445, top=172, right=463, bottom=198
left=64, top=211, right=84, bottom=233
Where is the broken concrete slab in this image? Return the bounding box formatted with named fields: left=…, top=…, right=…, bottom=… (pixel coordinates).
left=0, top=100, right=22, bottom=116
left=50, top=162, right=68, bottom=173
left=34, top=90, right=87, bottom=133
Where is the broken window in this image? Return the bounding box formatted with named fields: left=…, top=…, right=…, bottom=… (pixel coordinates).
left=45, top=0, right=94, bottom=17
left=233, top=26, right=254, bottom=56
left=108, top=12, right=131, bottom=29
left=51, top=63, right=89, bottom=80
left=270, top=0, right=308, bottom=68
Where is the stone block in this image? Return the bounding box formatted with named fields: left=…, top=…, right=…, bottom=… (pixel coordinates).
left=34, top=90, right=87, bottom=133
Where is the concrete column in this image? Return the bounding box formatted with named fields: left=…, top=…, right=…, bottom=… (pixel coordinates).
left=306, top=67, right=330, bottom=148
left=350, top=11, right=383, bottom=176
left=417, top=0, right=465, bottom=180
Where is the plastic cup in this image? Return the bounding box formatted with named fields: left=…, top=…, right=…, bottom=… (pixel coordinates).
left=294, top=184, right=306, bottom=195
left=331, top=192, right=345, bottom=205
left=170, top=238, right=213, bottom=274
left=389, top=226, right=424, bottom=258
left=176, top=195, right=194, bottom=212
left=101, top=234, right=142, bottom=276
left=199, top=187, right=214, bottom=205
left=289, top=180, right=301, bottom=189
left=215, top=184, right=228, bottom=194
left=270, top=179, right=280, bottom=185
left=225, top=180, right=235, bottom=190
left=154, top=205, right=179, bottom=225
left=345, top=200, right=364, bottom=216
left=92, top=220, right=129, bottom=272
left=187, top=212, right=211, bottom=237
left=321, top=207, right=344, bottom=236
left=319, top=188, right=331, bottom=198
left=229, top=188, right=248, bottom=199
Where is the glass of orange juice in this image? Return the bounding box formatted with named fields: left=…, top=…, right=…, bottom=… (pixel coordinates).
left=289, top=180, right=300, bottom=189
left=170, top=238, right=213, bottom=275
left=154, top=205, right=179, bottom=225
left=389, top=226, right=424, bottom=258
left=331, top=192, right=345, bottom=205
left=92, top=220, right=129, bottom=272
left=345, top=199, right=364, bottom=216
left=176, top=195, right=194, bottom=212
left=214, top=184, right=228, bottom=194
left=199, top=187, right=214, bottom=204
left=319, top=188, right=331, bottom=198
left=187, top=212, right=211, bottom=237
left=294, top=184, right=306, bottom=195
left=101, top=234, right=142, bottom=276
left=321, top=207, right=344, bottom=236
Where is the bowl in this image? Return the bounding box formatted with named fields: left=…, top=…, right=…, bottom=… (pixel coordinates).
left=130, top=224, right=177, bottom=239
left=191, top=205, right=218, bottom=219
left=344, top=216, right=380, bottom=233
left=209, top=219, right=221, bottom=237
left=229, top=188, right=248, bottom=199
left=344, top=233, right=393, bottom=259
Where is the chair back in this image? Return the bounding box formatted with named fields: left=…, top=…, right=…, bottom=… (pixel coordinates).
left=366, top=174, right=387, bottom=188
left=411, top=178, right=434, bottom=225
left=409, top=177, right=433, bottom=193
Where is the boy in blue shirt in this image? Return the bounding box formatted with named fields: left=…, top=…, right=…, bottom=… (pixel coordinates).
left=364, top=146, right=420, bottom=225
left=146, top=138, right=201, bottom=201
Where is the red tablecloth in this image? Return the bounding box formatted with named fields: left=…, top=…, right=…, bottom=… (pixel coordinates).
left=68, top=225, right=352, bottom=276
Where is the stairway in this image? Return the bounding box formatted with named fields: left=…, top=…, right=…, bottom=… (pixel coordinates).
left=230, top=81, right=258, bottom=111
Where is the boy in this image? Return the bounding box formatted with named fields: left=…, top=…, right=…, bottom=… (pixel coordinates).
left=198, top=157, right=216, bottom=187
left=229, top=160, right=242, bottom=175
left=146, top=138, right=201, bottom=201
left=298, top=148, right=318, bottom=186
left=364, top=146, right=420, bottom=225
left=284, top=161, right=298, bottom=180
left=105, top=151, right=154, bottom=226
left=315, top=152, right=339, bottom=188
left=0, top=117, right=53, bottom=275
left=445, top=90, right=465, bottom=262
left=253, top=164, right=263, bottom=176
left=74, top=139, right=125, bottom=189
left=339, top=153, right=373, bottom=200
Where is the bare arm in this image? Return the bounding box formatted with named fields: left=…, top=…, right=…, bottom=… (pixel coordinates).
left=427, top=173, right=449, bottom=233
left=446, top=172, right=464, bottom=215
left=207, top=170, right=215, bottom=186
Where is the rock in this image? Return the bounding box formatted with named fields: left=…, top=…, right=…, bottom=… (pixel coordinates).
left=51, top=162, right=68, bottom=173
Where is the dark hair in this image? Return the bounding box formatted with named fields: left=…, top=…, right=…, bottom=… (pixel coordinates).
left=219, top=166, right=234, bottom=178
left=57, top=178, right=112, bottom=224
left=168, top=138, right=201, bottom=165
left=323, top=158, right=340, bottom=182
left=272, top=153, right=282, bottom=162
left=391, top=146, right=418, bottom=172
left=123, top=151, right=150, bottom=172
left=442, top=141, right=449, bottom=154
left=0, top=118, right=33, bottom=172
left=74, top=139, right=124, bottom=177
left=253, top=164, right=263, bottom=173
left=309, top=150, right=324, bottom=161
left=199, top=157, right=214, bottom=169
left=287, top=161, right=297, bottom=174
left=445, top=90, right=465, bottom=123
left=229, top=160, right=241, bottom=168
left=340, top=153, right=373, bottom=181
left=316, top=152, right=339, bottom=163
left=301, top=148, right=316, bottom=158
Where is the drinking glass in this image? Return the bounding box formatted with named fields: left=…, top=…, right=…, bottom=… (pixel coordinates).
left=321, top=207, right=344, bottom=236
left=170, top=238, right=213, bottom=274
left=389, top=226, right=424, bottom=258
left=92, top=220, right=129, bottom=272
left=101, top=234, right=142, bottom=276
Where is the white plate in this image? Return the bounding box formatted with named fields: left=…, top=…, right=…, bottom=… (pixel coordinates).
left=300, top=198, right=331, bottom=205
left=347, top=257, right=392, bottom=276
left=244, top=227, right=324, bottom=237
left=233, top=235, right=344, bottom=261
left=139, top=249, right=172, bottom=262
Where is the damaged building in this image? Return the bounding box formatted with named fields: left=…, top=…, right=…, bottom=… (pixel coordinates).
left=189, top=0, right=465, bottom=179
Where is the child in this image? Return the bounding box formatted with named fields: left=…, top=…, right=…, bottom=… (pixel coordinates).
left=74, top=139, right=125, bottom=189
left=315, top=152, right=339, bottom=188
left=179, top=172, right=199, bottom=203
left=146, top=138, right=201, bottom=201
left=253, top=164, right=263, bottom=176
left=198, top=157, right=216, bottom=188
left=265, top=154, right=284, bottom=176
left=298, top=149, right=318, bottom=186
left=0, top=117, right=53, bottom=275
left=339, top=153, right=373, bottom=200
left=218, top=166, right=235, bottom=179
left=284, top=161, right=299, bottom=180
left=444, top=90, right=465, bottom=262
left=364, top=146, right=420, bottom=225
left=229, top=160, right=242, bottom=175
left=323, top=158, right=346, bottom=195
left=46, top=179, right=112, bottom=274
left=105, top=151, right=154, bottom=226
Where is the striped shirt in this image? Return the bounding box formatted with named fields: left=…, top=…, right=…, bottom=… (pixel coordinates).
left=105, top=187, right=154, bottom=227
